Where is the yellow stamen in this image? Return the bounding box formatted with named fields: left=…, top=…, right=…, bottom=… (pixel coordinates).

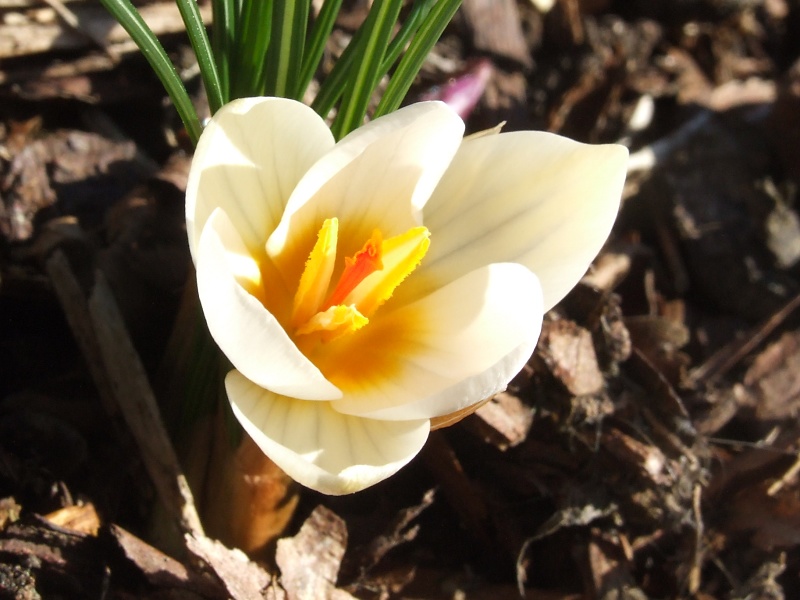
left=326, top=230, right=383, bottom=307
left=292, top=221, right=429, bottom=342
left=346, top=226, right=430, bottom=317
left=295, top=304, right=368, bottom=342
left=291, top=218, right=338, bottom=328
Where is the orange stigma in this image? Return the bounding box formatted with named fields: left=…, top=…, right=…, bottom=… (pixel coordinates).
left=291, top=221, right=428, bottom=342
left=325, top=230, right=383, bottom=307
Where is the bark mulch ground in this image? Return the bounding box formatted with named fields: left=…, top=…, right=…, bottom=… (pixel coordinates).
left=2, top=0, right=800, bottom=598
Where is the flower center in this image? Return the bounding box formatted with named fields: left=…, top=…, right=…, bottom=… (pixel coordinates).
left=290, top=218, right=429, bottom=342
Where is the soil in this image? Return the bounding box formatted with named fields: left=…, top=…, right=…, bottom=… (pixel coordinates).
left=2, top=0, right=800, bottom=598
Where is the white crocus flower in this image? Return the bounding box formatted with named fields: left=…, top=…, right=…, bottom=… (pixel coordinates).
left=186, top=97, right=627, bottom=495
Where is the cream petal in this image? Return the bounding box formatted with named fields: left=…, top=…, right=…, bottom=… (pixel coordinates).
left=197, top=208, right=341, bottom=401
left=328, top=262, right=543, bottom=421
left=414, top=132, right=628, bottom=312
left=226, top=371, right=430, bottom=495
left=186, top=97, right=335, bottom=261
left=266, top=102, right=464, bottom=286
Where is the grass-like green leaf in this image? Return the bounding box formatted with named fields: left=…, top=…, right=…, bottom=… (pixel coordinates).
left=176, top=0, right=224, bottom=113
left=211, top=0, right=236, bottom=103
left=264, top=0, right=311, bottom=99
left=380, top=0, right=434, bottom=73
left=297, top=0, right=344, bottom=101
left=331, top=0, right=403, bottom=139
left=99, top=0, right=202, bottom=144
left=375, top=0, right=462, bottom=118
left=230, top=0, right=274, bottom=98
left=310, top=17, right=369, bottom=120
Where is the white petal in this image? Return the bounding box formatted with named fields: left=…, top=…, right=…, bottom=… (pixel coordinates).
left=415, top=132, right=628, bottom=311
left=197, top=208, right=341, bottom=400
left=328, top=262, right=543, bottom=420
left=283, top=101, right=464, bottom=220
left=266, top=102, right=464, bottom=285
left=186, top=97, right=335, bottom=261
left=226, top=371, right=430, bottom=495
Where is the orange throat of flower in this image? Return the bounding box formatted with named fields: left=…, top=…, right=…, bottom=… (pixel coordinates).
left=289, top=218, right=429, bottom=343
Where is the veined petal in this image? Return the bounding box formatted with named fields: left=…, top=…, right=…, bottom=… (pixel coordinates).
left=186, top=97, right=335, bottom=261
left=266, top=102, right=464, bottom=289
left=226, top=371, right=430, bottom=495
left=327, top=263, right=543, bottom=420
left=414, top=132, right=628, bottom=311
left=281, top=102, right=464, bottom=221
left=197, top=208, right=341, bottom=401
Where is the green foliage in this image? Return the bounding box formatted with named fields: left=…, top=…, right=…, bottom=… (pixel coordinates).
left=99, top=0, right=463, bottom=143
left=98, top=0, right=203, bottom=144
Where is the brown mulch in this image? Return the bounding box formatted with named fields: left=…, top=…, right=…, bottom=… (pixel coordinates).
left=2, top=0, right=800, bottom=598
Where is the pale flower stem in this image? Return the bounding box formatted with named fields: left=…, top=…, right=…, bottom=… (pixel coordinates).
left=156, top=272, right=299, bottom=553
left=203, top=429, right=300, bottom=556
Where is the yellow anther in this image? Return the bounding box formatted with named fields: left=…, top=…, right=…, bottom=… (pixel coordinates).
left=291, top=218, right=338, bottom=328
left=292, top=220, right=429, bottom=342
left=295, top=304, right=368, bottom=342
left=345, top=226, right=430, bottom=317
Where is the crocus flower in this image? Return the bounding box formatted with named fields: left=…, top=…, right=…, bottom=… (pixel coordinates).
left=186, top=97, right=627, bottom=495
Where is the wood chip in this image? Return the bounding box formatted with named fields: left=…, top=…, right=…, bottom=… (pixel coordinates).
left=461, top=0, right=532, bottom=67
left=350, top=489, right=436, bottom=578
left=743, top=331, right=800, bottom=421
left=538, top=318, right=604, bottom=396
left=43, top=504, right=100, bottom=537
left=0, top=1, right=212, bottom=59
left=601, top=429, right=668, bottom=485
left=276, top=506, right=354, bottom=600
left=186, top=533, right=277, bottom=600
left=727, top=482, right=800, bottom=551
left=109, top=524, right=223, bottom=597
left=0, top=497, right=22, bottom=531
left=587, top=530, right=646, bottom=600
left=0, top=515, right=104, bottom=598
left=469, top=391, right=534, bottom=449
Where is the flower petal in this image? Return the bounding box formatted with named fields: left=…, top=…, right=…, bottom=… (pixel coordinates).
left=266, top=102, right=464, bottom=288
left=327, top=262, right=543, bottom=420
left=197, top=208, right=341, bottom=400
left=415, top=132, right=628, bottom=311
left=226, top=370, right=430, bottom=495
left=186, top=97, right=335, bottom=261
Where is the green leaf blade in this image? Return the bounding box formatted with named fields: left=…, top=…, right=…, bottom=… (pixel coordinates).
left=176, top=0, right=225, bottom=113
left=297, top=0, right=344, bottom=101
left=331, top=0, right=403, bottom=139
left=264, top=0, right=311, bottom=99
left=375, top=0, right=462, bottom=118
left=99, top=0, right=202, bottom=144
left=230, top=0, right=274, bottom=98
